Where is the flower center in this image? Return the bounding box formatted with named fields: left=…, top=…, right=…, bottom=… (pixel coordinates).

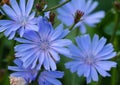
left=18, top=16, right=28, bottom=26
left=84, top=54, right=95, bottom=65
left=85, top=57, right=93, bottom=65
left=40, top=41, right=50, bottom=50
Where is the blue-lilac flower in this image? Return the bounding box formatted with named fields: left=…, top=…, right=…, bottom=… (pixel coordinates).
left=65, top=34, right=117, bottom=83
left=8, top=59, right=38, bottom=84
left=57, top=0, right=105, bottom=33
left=15, top=17, right=72, bottom=71
left=0, top=0, right=38, bottom=39
left=38, top=71, right=64, bottom=85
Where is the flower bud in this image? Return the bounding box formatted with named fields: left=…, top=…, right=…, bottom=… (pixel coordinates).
left=114, top=1, right=120, bottom=12
left=36, top=0, right=46, bottom=12
left=49, top=12, right=55, bottom=25
left=74, top=10, right=84, bottom=24
left=0, top=0, right=9, bottom=5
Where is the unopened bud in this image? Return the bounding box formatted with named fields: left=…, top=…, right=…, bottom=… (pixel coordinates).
left=74, top=10, right=84, bottom=24
left=0, top=0, right=10, bottom=5
left=9, top=76, right=27, bottom=85
left=49, top=12, right=55, bottom=25
left=36, top=0, right=46, bottom=12
left=114, top=1, right=120, bottom=11
left=36, top=4, right=43, bottom=12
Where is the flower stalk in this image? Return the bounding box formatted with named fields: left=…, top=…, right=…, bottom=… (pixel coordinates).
left=110, top=13, right=120, bottom=43
left=110, top=1, right=120, bottom=85
left=43, top=0, right=71, bottom=12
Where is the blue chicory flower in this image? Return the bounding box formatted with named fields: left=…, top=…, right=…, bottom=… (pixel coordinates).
left=0, top=0, right=38, bottom=39
left=57, top=0, right=105, bottom=34
left=38, top=71, right=64, bottom=85
left=15, top=17, right=72, bottom=71
left=65, top=34, right=117, bottom=83
left=8, top=59, right=38, bottom=84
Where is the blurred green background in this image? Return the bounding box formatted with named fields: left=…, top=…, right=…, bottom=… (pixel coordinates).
left=0, top=0, right=120, bottom=85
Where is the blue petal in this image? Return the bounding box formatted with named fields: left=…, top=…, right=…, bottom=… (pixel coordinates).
left=96, top=61, right=116, bottom=71
left=94, top=37, right=107, bottom=55
left=96, top=43, right=114, bottom=58
left=0, top=20, right=14, bottom=26
left=77, top=64, right=88, bottom=76
left=8, top=66, right=25, bottom=71
left=84, top=11, right=105, bottom=26
left=44, top=53, right=50, bottom=70
left=52, top=47, right=71, bottom=57
left=4, top=24, right=20, bottom=37
left=48, top=71, right=64, bottom=78
left=59, top=29, right=70, bottom=38
left=91, top=66, right=98, bottom=82
left=23, top=30, right=40, bottom=42
left=57, top=15, right=74, bottom=26
left=68, top=44, right=84, bottom=58
left=49, top=49, right=60, bottom=61
left=2, top=4, right=17, bottom=20
left=37, top=52, right=45, bottom=70
left=8, top=31, right=16, bottom=40
left=25, top=24, right=38, bottom=32
left=23, top=54, right=37, bottom=68
left=28, top=12, right=36, bottom=20
left=26, top=0, right=34, bottom=16
left=50, top=24, right=64, bottom=41
left=38, top=17, right=52, bottom=39
left=10, top=0, right=21, bottom=15
left=65, top=61, right=81, bottom=73
left=0, top=27, right=7, bottom=32
left=83, top=65, right=90, bottom=78
left=94, top=64, right=110, bottom=77
left=45, top=77, right=62, bottom=85
left=19, top=26, right=25, bottom=37
left=15, top=38, right=33, bottom=43
left=31, top=55, right=39, bottom=69
left=15, top=44, right=36, bottom=52
left=76, top=34, right=91, bottom=53
left=86, top=0, right=98, bottom=14
left=79, top=24, right=86, bottom=34
left=13, top=59, right=23, bottom=66
left=92, top=34, right=99, bottom=53
left=48, top=54, right=57, bottom=71
left=98, top=52, right=116, bottom=60
left=19, top=0, right=25, bottom=15
left=51, top=39, right=72, bottom=47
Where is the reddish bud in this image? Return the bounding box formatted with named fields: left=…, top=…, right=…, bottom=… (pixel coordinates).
left=49, top=12, right=55, bottom=25
left=74, top=10, right=84, bottom=24
left=36, top=0, right=46, bottom=12
left=114, top=1, right=120, bottom=11
left=0, top=0, right=10, bottom=5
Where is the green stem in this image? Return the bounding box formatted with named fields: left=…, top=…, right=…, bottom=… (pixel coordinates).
left=43, top=0, right=71, bottom=12
left=69, top=23, right=75, bottom=31
left=111, top=68, right=117, bottom=85
left=110, top=13, right=120, bottom=43
left=110, top=10, right=120, bottom=85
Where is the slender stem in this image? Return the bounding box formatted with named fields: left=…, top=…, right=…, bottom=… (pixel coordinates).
left=110, top=13, right=120, bottom=43
left=69, top=23, right=75, bottom=30
left=110, top=10, right=120, bottom=85
left=43, top=0, right=71, bottom=12
left=111, top=68, right=117, bottom=85
left=65, top=23, right=76, bottom=39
